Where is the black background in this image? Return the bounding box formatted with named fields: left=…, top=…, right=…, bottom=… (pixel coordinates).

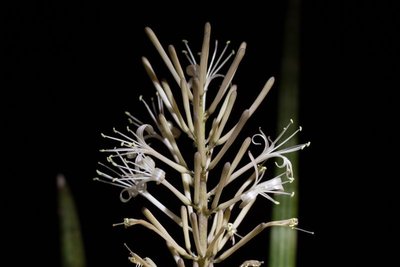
left=3, top=0, right=397, bottom=266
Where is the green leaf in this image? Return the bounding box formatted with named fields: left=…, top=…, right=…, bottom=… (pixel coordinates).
left=269, top=0, right=300, bottom=266
left=58, top=174, right=86, bottom=267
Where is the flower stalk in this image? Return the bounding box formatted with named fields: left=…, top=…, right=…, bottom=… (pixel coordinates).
left=95, top=22, right=310, bottom=266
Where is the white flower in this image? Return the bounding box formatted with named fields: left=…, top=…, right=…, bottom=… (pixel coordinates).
left=182, top=39, right=235, bottom=91
left=252, top=119, right=309, bottom=179
left=239, top=152, right=294, bottom=208
left=240, top=174, right=292, bottom=208
left=100, top=124, right=188, bottom=174
left=111, top=152, right=165, bottom=184
left=229, top=120, right=310, bottom=184
left=126, top=94, right=181, bottom=139
left=95, top=152, right=186, bottom=224
left=215, top=153, right=293, bottom=210
left=97, top=124, right=191, bottom=208
left=95, top=165, right=147, bottom=203
left=95, top=152, right=163, bottom=202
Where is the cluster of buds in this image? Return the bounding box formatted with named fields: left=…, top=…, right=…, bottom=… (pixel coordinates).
left=95, top=23, right=310, bottom=267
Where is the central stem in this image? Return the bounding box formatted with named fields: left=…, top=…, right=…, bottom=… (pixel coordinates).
left=194, top=22, right=211, bottom=267
left=195, top=78, right=209, bottom=262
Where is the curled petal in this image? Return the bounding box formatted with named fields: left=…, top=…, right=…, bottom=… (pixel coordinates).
left=119, top=181, right=147, bottom=202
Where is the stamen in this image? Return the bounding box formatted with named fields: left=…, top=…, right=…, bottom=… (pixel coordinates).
left=125, top=111, right=143, bottom=128
left=206, top=40, right=219, bottom=78
left=182, top=40, right=197, bottom=65
left=293, top=227, right=315, bottom=235
left=139, top=95, right=158, bottom=126
left=209, top=49, right=235, bottom=80
left=208, top=40, right=230, bottom=77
